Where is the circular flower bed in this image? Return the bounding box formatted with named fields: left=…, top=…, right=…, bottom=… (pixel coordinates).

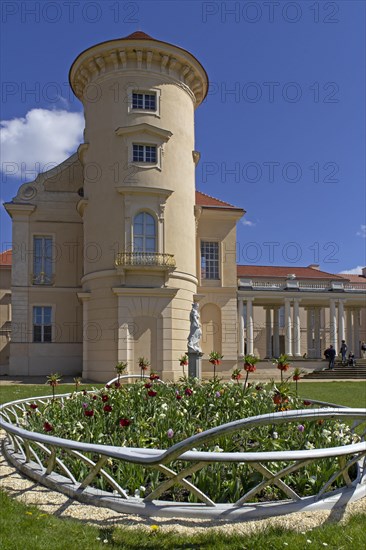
left=11, top=378, right=364, bottom=505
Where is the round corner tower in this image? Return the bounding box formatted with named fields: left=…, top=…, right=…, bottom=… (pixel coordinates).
left=69, top=31, right=208, bottom=381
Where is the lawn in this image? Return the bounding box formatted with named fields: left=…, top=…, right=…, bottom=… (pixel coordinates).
left=0, top=380, right=365, bottom=549
left=1, top=380, right=365, bottom=407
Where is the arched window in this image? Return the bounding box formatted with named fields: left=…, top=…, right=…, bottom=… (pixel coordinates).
left=133, top=212, right=156, bottom=253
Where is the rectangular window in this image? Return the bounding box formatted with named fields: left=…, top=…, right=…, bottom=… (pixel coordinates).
left=279, top=306, right=285, bottom=329
left=33, top=236, right=53, bottom=285
left=133, top=144, right=157, bottom=163
left=201, top=241, right=219, bottom=280
left=132, top=92, right=156, bottom=111
left=33, top=306, right=52, bottom=343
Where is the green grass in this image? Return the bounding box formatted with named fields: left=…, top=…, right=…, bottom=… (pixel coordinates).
left=0, top=382, right=365, bottom=549
left=0, top=381, right=365, bottom=407
left=298, top=381, right=366, bottom=408
left=0, top=489, right=365, bottom=550
left=0, top=383, right=104, bottom=405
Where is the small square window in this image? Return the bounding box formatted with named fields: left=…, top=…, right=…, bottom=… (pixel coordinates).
left=132, top=92, right=156, bottom=111
left=133, top=144, right=157, bottom=164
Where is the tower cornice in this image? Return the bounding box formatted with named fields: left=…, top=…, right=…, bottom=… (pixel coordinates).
left=69, top=34, right=208, bottom=108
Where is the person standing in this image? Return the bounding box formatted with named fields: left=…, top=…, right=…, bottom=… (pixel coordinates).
left=361, top=341, right=366, bottom=359
left=324, top=345, right=336, bottom=370
left=339, top=340, right=348, bottom=365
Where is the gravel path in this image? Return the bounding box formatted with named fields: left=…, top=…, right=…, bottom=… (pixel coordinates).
left=1, top=431, right=365, bottom=536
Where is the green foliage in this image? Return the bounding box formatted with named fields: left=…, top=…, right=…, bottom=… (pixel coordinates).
left=243, top=354, right=259, bottom=365
left=0, top=382, right=365, bottom=548
left=19, top=379, right=362, bottom=503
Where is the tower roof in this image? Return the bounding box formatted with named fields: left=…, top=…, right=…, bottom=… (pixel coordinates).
left=123, top=31, right=154, bottom=40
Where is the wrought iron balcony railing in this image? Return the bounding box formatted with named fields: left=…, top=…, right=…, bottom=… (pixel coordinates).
left=31, top=272, right=55, bottom=285
left=115, top=252, right=176, bottom=268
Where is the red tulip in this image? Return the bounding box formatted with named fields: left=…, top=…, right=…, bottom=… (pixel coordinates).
left=119, top=418, right=131, bottom=427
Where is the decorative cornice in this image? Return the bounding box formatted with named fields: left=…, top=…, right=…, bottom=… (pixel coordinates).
left=115, top=123, right=172, bottom=142
left=3, top=203, right=36, bottom=218
left=112, top=287, right=178, bottom=298
left=115, top=185, right=173, bottom=198
left=69, top=39, right=208, bottom=108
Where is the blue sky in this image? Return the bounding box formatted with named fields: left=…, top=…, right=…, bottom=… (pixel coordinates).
left=1, top=0, right=365, bottom=273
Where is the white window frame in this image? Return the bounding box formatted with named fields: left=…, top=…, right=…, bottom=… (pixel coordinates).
left=132, top=211, right=157, bottom=253
left=130, top=141, right=161, bottom=170
left=127, top=87, right=161, bottom=117
left=132, top=144, right=157, bottom=164
left=200, top=241, right=220, bottom=281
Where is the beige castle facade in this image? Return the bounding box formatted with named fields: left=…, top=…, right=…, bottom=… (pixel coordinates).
left=2, top=32, right=366, bottom=381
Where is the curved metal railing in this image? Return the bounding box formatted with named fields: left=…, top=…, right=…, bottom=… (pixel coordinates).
left=115, top=252, right=176, bottom=268
left=1, top=384, right=365, bottom=520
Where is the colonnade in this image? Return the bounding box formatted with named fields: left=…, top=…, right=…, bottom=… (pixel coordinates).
left=238, top=297, right=362, bottom=358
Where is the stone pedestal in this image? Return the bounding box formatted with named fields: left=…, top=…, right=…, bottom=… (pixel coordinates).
left=188, top=351, right=203, bottom=379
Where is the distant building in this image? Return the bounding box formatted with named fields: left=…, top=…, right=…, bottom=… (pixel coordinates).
left=3, top=33, right=366, bottom=380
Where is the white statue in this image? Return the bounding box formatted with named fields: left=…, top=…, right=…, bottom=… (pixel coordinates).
left=188, top=302, right=202, bottom=353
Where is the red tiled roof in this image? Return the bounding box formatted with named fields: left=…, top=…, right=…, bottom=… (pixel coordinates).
left=123, top=31, right=154, bottom=40
left=338, top=273, right=366, bottom=284
left=0, top=249, right=12, bottom=266
left=195, top=191, right=242, bottom=210
left=237, top=265, right=345, bottom=280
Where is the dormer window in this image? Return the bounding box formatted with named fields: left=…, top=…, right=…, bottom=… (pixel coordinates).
left=132, top=92, right=156, bottom=111
left=133, top=144, right=157, bottom=164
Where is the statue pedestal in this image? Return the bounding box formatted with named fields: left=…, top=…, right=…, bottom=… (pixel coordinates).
left=188, top=351, right=203, bottom=379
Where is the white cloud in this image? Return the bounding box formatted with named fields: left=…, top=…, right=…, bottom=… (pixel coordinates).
left=339, top=266, right=364, bottom=275
left=242, top=218, right=256, bottom=227
left=0, top=108, right=84, bottom=181
left=356, top=225, right=366, bottom=238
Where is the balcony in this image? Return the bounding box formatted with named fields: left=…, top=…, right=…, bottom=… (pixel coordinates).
left=115, top=252, right=176, bottom=269
left=31, top=272, right=55, bottom=285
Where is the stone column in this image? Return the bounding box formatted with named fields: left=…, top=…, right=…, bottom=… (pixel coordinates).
left=284, top=298, right=292, bottom=356
left=346, top=308, right=353, bottom=353
left=314, top=307, right=321, bottom=358
left=273, top=306, right=280, bottom=357
left=77, top=293, right=91, bottom=380
left=238, top=298, right=245, bottom=357
left=306, top=308, right=313, bottom=358
left=329, top=299, right=337, bottom=350
left=338, top=300, right=345, bottom=344
left=353, top=308, right=360, bottom=357
left=246, top=298, right=254, bottom=355
left=293, top=299, right=301, bottom=357
left=265, top=307, right=272, bottom=358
